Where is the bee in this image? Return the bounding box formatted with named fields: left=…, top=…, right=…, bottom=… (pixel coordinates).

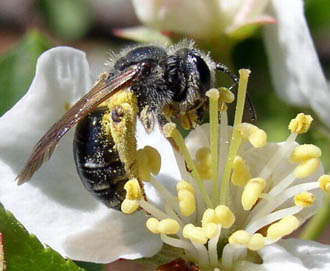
left=16, top=41, right=240, bottom=209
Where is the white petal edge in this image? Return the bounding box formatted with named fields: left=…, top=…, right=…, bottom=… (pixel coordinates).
left=263, top=0, right=330, bottom=127
left=0, top=47, right=163, bottom=263
left=238, top=239, right=330, bottom=271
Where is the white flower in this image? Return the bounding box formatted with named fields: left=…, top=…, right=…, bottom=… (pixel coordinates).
left=131, top=0, right=330, bottom=127
left=0, top=47, right=330, bottom=270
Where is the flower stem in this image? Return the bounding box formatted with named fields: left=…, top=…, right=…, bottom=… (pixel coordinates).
left=300, top=193, right=330, bottom=240
left=220, top=69, right=250, bottom=205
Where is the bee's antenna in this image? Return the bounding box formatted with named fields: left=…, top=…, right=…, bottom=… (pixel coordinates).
left=216, top=63, right=238, bottom=90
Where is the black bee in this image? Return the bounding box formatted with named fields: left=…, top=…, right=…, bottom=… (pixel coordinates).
left=16, top=41, right=239, bottom=209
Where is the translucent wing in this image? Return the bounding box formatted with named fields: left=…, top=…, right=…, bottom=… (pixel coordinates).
left=17, top=65, right=141, bottom=184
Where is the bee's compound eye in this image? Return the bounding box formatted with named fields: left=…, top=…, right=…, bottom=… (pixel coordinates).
left=140, top=61, right=152, bottom=76
left=191, top=54, right=211, bottom=91
left=111, top=106, right=125, bottom=123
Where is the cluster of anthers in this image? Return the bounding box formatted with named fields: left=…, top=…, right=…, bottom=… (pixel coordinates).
left=120, top=69, right=329, bottom=270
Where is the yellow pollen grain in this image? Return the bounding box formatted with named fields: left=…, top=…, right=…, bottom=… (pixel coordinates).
left=318, top=175, right=330, bottom=192
left=288, top=113, right=313, bottom=134
left=231, top=155, right=251, bottom=187
left=291, top=144, right=321, bottom=163
left=215, top=205, right=236, bottom=228
left=178, top=189, right=196, bottom=216
left=121, top=199, right=139, bottom=214
left=158, top=218, right=180, bottom=234
left=294, top=158, right=321, bottom=179
left=124, top=178, right=143, bottom=200
left=247, top=233, right=265, bottom=251
left=267, top=215, right=299, bottom=240
left=241, top=178, right=266, bottom=211
left=229, top=230, right=250, bottom=245
left=294, top=191, right=315, bottom=207
left=183, top=224, right=208, bottom=245
left=146, top=217, right=160, bottom=234
left=203, top=223, right=219, bottom=239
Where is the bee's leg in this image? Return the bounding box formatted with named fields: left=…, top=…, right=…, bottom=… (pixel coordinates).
left=216, top=63, right=238, bottom=90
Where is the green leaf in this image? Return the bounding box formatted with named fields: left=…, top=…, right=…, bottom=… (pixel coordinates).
left=39, top=0, right=92, bottom=40
left=0, top=204, right=84, bottom=271
left=0, top=31, right=53, bottom=116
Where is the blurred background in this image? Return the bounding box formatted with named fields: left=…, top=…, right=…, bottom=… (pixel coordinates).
left=0, top=0, right=329, bottom=270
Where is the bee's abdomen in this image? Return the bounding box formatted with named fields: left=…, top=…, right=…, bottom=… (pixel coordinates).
left=73, top=107, right=128, bottom=210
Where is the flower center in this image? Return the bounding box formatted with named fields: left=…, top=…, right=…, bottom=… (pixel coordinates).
left=121, top=69, right=328, bottom=270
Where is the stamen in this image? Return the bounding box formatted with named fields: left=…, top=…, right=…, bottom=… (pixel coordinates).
left=177, top=181, right=196, bottom=216
left=158, top=218, right=181, bottom=234
left=290, top=144, right=321, bottom=163
left=215, top=205, right=236, bottom=228
left=121, top=199, right=139, bottom=214
left=163, top=123, right=213, bottom=208
left=228, top=230, right=250, bottom=245
left=241, top=178, right=266, bottom=211
left=288, top=113, right=313, bottom=134
left=138, top=199, right=168, bottom=220
left=220, top=69, right=250, bottom=205
left=160, top=234, right=196, bottom=255
left=146, top=217, right=160, bottom=234
left=231, top=155, right=251, bottom=187
left=237, top=123, right=267, bottom=148
left=203, top=223, right=219, bottom=239
left=294, top=191, right=315, bottom=207
left=208, top=224, right=221, bottom=267
left=319, top=175, right=330, bottom=192
left=136, top=146, right=161, bottom=181
left=206, top=88, right=220, bottom=205
left=124, top=178, right=143, bottom=200
left=247, top=233, right=264, bottom=251
left=183, top=224, right=208, bottom=245
left=267, top=215, right=299, bottom=240
left=294, top=158, right=321, bottom=178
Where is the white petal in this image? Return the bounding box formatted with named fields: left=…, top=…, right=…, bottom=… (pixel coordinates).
left=0, top=47, right=161, bottom=263
left=263, top=0, right=330, bottom=127
left=239, top=239, right=330, bottom=271
left=131, top=0, right=218, bottom=37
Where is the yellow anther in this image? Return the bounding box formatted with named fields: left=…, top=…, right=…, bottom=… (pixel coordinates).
left=136, top=146, right=161, bottom=181
left=177, top=181, right=195, bottom=194
left=319, top=175, right=330, bottom=192
left=146, top=217, right=160, bottom=234
left=195, top=147, right=212, bottom=180
left=183, top=224, right=208, bottom=244
left=196, top=147, right=212, bottom=165
left=144, top=146, right=161, bottom=175
left=294, top=191, right=315, bottom=207
left=121, top=199, right=139, bottom=214
left=290, top=144, right=321, bottom=163
left=201, top=209, right=217, bottom=227
left=124, top=178, right=143, bottom=200
left=237, top=123, right=267, bottom=148
left=241, top=178, right=266, bottom=211
left=219, top=87, right=235, bottom=104
left=228, top=230, right=250, bottom=245
left=231, top=155, right=251, bottom=187
left=203, top=223, right=219, bottom=239
left=294, top=158, right=321, bottom=179
left=206, top=88, right=220, bottom=100
left=158, top=219, right=180, bottom=235
left=267, top=215, right=299, bottom=240
left=214, top=205, right=236, bottom=228
left=247, top=233, right=265, bottom=251
left=249, top=129, right=267, bottom=148
left=163, top=122, right=177, bottom=138
left=178, top=190, right=196, bottom=216
left=288, top=113, right=313, bottom=134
